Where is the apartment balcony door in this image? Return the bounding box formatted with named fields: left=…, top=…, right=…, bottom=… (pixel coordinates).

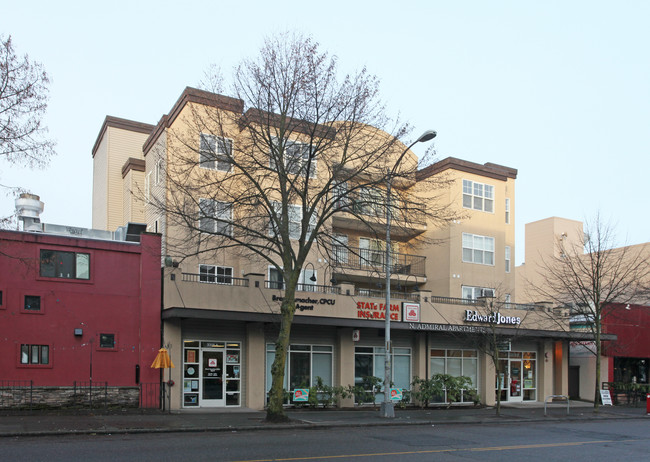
left=201, top=348, right=225, bottom=407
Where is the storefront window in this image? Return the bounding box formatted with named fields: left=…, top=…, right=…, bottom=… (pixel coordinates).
left=354, top=346, right=411, bottom=403
left=265, top=344, right=333, bottom=404
left=496, top=351, right=536, bottom=402
left=429, top=348, right=478, bottom=403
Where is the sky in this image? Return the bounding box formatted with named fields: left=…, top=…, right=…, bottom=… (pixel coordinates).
left=1, top=0, right=648, bottom=265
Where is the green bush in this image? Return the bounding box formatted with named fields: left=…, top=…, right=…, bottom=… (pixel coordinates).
left=410, top=374, right=475, bottom=408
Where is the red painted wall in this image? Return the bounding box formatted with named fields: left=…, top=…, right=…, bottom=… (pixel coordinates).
left=603, top=303, right=650, bottom=381
left=0, top=230, right=161, bottom=386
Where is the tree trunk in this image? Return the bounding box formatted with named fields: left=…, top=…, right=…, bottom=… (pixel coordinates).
left=266, top=286, right=296, bottom=423
left=593, top=321, right=602, bottom=411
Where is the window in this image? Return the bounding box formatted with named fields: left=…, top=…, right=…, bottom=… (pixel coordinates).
left=333, top=181, right=349, bottom=211
left=462, top=233, right=495, bottom=265
left=199, top=264, right=233, bottom=284
left=270, top=138, right=316, bottom=177
left=155, top=158, right=163, bottom=185
left=199, top=199, right=232, bottom=235
left=269, top=202, right=315, bottom=240
left=200, top=134, right=233, bottom=172
left=145, top=171, right=151, bottom=202
left=0, top=290, right=3, bottom=307
left=298, top=268, right=317, bottom=291
left=332, top=234, right=348, bottom=264
left=355, top=346, right=411, bottom=402
left=354, top=187, right=384, bottom=216
left=266, top=344, right=332, bottom=402
left=268, top=267, right=284, bottom=289
left=40, top=250, right=90, bottom=280
left=359, top=238, right=386, bottom=267
left=99, top=333, right=115, bottom=349
left=24, top=295, right=41, bottom=311
left=21, top=344, right=49, bottom=365
left=462, top=286, right=494, bottom=300
left=430, top=349, right=478, bottom=403
left=462, top=180, right=494, bottom=213
left=505, top=198, right=511, bottom=224
left=505, top=246, right=511, bottom=273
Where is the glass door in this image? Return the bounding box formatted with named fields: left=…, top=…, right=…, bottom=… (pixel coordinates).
left=201, top=349, right=225, bottom=407
left=509, top=359, right=523, bottom=402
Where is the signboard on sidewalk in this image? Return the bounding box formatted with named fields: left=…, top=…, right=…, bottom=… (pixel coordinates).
left=600, top=389, right=613, bottom=405
left=293, top=389, right=309, bottom=402
left=390, top=388, right=403, bottom=401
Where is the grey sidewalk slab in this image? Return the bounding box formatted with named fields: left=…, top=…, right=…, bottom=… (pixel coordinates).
left=1, top=402, right=648, bottom=438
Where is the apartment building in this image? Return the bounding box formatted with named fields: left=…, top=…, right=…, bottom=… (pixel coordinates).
left=92, top=87, right=574, bottom=410
left=516, top=217, right=648, bottom=400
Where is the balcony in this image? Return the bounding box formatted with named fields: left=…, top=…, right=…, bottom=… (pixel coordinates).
left=331, top=200, right=427, bottom=240
left=331, top=245, right=426, bottom=278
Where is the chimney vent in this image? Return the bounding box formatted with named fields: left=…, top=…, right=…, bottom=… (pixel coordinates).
left=15, top=193, right=44, bottom=232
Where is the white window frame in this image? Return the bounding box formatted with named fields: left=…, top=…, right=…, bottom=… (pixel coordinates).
left=199, top=199, right=233, bottom=235
left=505, top=246, right=511, bottom=273
left=145, top=171, right=151, bottom=203
left=462, top=285, right=495, bottom=300
left=505, top=198, right=511, bottom=224
left=199, top=264, right=233, bottom=284
left=269, top=202, right=315, bottom=240
left=463, top=179, right=494, bottom=213
left=200, top=133, right=233, bottom=172
left=462, top=233, right=495, bottom=265
left=155, top=157, right=163, bottom=185
left=270, top=138, right=316, bottom=178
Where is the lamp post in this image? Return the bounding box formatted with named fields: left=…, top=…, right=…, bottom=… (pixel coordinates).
left=381, top=130, right=436, bottom=418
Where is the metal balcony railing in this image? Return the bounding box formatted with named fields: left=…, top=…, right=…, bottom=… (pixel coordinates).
left=182, top=273, right=250, bottom=287
left=331, top=245, right=426, bottom=277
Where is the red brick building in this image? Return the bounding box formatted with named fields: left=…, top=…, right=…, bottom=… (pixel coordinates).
left=0, top=222, right=161, bottom=403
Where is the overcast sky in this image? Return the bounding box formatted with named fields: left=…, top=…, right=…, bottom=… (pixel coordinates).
left=2, top=1, right=648, bottom=265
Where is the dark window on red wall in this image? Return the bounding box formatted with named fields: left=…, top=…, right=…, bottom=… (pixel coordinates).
left=24, top=295, right=41, bottom=311
left=99, top=333, right=115, bottom=349
left=0, top=290, right=3, bottom=306
left=40, top=250, right=90, bottom=280
left=21, top=344, right=49, bottom=364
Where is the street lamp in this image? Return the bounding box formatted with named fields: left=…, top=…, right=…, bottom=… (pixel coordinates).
left=381, top=130, right=436, bottom=418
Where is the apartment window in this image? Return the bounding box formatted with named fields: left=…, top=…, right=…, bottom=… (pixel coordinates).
left=354, top=187, right=384, bottom=217
left=200, top=134, right=233, bottom=172
left=462, top=180, right=494, bottom=213
left=199, top=199, right=233, bottom=235
left=505, top=246, right=511, bottom=273
left=0, top=290, right=3, bottom=307
left=269, top=202, right=315, bottom=240
left=332, top=234, right=348, bottom=264
left=298, top=268, right=317, bottom=291
left=24, top=295, right=41, bottom=311
left=270, top=138, right=316, bottom=177
left=462, top=286, right=495, bottom=300
left=359, top=238, right=385, bottom=267
left=268, top=267, right=284, bottom=289
left=99, top=333, right=115, bottom=349
left=145, top=171, right=151, bottom=202
left=333, top=181, right=349, bottom=211
left=21, top=344, right=49, bottom=365
left=40, top=250, right=90, bottom=280
left=155, top=158, right=163, bottom=185
left=199, top=264, right=233, bottom=284
left=266, top=344, right=333, bottom=401
left=462, top=233, right=495, bottom=265
left=505, top=198, right=511, bottom=224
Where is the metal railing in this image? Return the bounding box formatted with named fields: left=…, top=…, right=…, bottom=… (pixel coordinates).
left=139, top=382, right=162, bottom=409
left=356, top=288, right=421, bottom=302
left=182, top=273, right=250, bottom=287
left=0, top=380, right=33, bottom=410
left=265, top=281, right=341, bottom=294
left=331, top=245, right=426, bottom=277
left=74, top=381, right=108, bottom=410
left=428, top=296, right=482, bottom=306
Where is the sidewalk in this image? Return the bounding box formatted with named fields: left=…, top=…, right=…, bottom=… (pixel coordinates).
left=0, top=401, right=647, bottom=438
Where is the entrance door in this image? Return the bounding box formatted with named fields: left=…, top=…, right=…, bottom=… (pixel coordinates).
left=509, top=359, right=523, bottom=402
left=201, top=349, right=225, bottom=407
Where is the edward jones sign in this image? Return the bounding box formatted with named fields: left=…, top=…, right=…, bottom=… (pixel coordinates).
left=464, top=310, right=521, bottom=325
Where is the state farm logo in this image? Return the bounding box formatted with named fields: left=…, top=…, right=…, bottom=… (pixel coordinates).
left=402, top=303, right=420, bottom=322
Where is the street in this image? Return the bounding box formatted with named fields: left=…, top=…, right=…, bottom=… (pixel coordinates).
left=2, top=418, right=649, bottom=461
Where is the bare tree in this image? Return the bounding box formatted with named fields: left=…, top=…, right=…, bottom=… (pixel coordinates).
left=529, top=215, right=650, bottom=410
left=150, top=33, right=456, bottom=422
left=1, top=35, right=55, bottom=227
left=0, top=35, right=55, bottom=168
